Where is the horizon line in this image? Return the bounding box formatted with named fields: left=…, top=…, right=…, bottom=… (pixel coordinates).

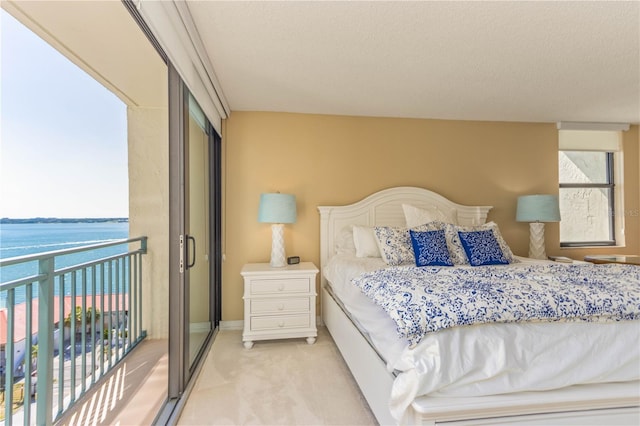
left=1, top=217, right=128, bottom=222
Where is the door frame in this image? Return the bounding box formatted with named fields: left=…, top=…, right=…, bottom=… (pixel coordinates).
left=168, top=62, right=186, bottom=398
left=209, top=124, right=222, bottom=332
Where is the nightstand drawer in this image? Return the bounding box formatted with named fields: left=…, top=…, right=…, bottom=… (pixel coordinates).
left=251, top=298, right=310, bottom=314
left=251, top=314, right=310, bottom=331
left=250, top=278, right=310, bottom=294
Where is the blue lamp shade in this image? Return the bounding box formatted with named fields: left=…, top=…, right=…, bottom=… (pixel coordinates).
left=258, top=193, right=297, bottom=224
left=516, top=195, right=561, bottom=223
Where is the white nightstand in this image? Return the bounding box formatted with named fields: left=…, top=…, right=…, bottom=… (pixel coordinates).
left=241, top=262, right=319, bottom=349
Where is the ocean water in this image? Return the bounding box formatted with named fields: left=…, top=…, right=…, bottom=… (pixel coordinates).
left=0, top=222, right=129, bottom=307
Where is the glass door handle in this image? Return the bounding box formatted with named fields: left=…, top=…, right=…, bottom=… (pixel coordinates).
left=186, top=235, right=196, bottom=269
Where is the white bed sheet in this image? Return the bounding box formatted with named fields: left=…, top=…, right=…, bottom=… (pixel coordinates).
left=324, top=255, right=640, bottom=422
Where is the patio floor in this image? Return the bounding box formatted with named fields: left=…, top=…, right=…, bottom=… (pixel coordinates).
left=56, top=338, right=167, bottom=426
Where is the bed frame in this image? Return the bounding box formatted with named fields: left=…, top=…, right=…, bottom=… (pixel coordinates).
left=318, top=186, right=640, bottom=425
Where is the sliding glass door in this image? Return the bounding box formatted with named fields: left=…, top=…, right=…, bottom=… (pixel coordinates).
left=168, top=63, right=222, bottom=400
left=186, top=100, right=211, bottom=366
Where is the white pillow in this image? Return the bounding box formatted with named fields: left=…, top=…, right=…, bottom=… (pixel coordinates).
left=335, top=225, right=356, bottom=255
left=402, top=203, right=458, bottom=228
left=353, top=225, right=381, bottom=258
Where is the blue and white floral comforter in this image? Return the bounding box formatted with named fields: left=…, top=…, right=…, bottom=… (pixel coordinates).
left=352, top=263, right=640, bottom=348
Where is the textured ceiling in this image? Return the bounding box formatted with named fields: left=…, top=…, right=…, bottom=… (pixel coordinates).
left=188, top=1, right=640, bottom=124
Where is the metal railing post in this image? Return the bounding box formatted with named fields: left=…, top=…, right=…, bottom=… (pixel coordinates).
left=5, top=290, right=15, bottom=426
left=37, top=257, right=54, bottom=426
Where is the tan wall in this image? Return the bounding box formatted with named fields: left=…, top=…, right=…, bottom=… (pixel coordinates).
left=128, top=106, right=170, bottom=339
left=223, top=112, right=639, bottom=321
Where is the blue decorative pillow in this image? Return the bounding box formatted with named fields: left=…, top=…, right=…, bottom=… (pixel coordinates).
left=409, top=229, right=454, bottom=267
left=445, top=222, right=518, bottom=265
left=457, top=229, right=509, bottom=266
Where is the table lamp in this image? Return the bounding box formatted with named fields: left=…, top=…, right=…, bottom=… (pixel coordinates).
left=516, top=194, right=561, bottom=260
left=258, top=193, right=297, bottom=267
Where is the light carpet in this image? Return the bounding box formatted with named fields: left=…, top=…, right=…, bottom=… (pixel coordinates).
left=177, top=327, right=378, bottom=425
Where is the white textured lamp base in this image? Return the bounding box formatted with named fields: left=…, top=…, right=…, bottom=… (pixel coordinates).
left=528, top=222, right=548, bottom=260
left=270, top=224, right=286, bottom=268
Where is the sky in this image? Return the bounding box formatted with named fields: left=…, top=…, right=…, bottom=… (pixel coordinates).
left=0, top=10, right=129, bottom=218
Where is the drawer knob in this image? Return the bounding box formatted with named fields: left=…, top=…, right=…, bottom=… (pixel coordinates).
left=278, top=284, right=284, bottom=291
left=278, top=304, right=284, bottom=310
left=278, top=321, right=285, bottom=328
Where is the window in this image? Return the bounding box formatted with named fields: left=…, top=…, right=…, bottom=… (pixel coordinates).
left=558, top=128, right=624, bottom=247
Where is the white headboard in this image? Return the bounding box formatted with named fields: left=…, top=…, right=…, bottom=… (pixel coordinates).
left=317, top=186, right=492, bottom=288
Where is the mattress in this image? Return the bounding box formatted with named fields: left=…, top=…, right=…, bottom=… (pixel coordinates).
left=323, top=254, right=640, bottom=421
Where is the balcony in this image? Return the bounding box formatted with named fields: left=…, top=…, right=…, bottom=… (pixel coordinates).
left=0, top=238, right=150, bottom=425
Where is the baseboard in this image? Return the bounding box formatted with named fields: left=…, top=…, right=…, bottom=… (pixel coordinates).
left=189, top=321, right=211, bottom=333
left=219, top=320, right=243, bottom=330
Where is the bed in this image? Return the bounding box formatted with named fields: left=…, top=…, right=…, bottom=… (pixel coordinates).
left=317, top=186, right=640, bottom=425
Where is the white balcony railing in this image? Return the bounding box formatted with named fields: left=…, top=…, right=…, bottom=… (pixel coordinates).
left=0, top=237, right=147, bottom=425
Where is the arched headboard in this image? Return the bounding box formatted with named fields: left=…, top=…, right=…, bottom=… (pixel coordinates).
left=317, top=186, right=492, bottom=288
